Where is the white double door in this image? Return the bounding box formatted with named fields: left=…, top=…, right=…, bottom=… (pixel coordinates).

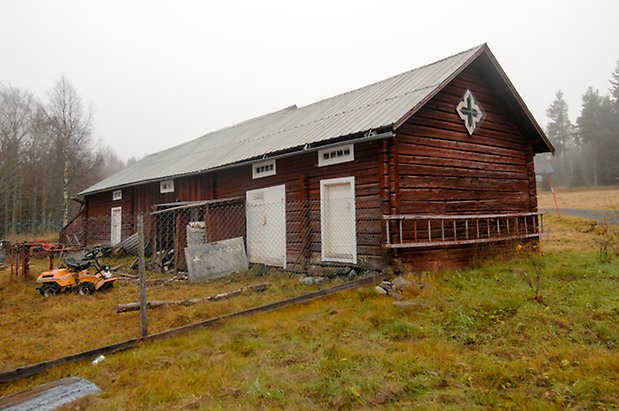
left=245, top=178, right=357, bottom=267
left=246, top=185, right=286, bottom=268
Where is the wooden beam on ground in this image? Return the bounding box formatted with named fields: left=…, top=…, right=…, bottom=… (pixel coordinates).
left=116, top=282, right=271, bottom=313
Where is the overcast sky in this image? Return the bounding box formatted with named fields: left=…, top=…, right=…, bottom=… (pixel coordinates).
left=1, top=0, right=618, bottom=160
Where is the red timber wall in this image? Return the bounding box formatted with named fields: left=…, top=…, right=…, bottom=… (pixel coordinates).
left=83, top=139, right=390, bottom=268
left=393, top=62, right=538, bottom=271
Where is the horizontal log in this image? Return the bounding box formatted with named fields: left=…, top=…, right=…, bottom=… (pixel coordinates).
left=398, top=133, right=526, bottom=161
left=398, top=200, right=530, bottom=214
left=398, top=163, right=527, bottom=180
left=397, top=139, right=526, bottom=167
left=398, top=154, right=528, bottom=174
left=399, top=188, right=527, bottom=202
left=116, top=283, right=270, bottom=313
left=399, top=115, right=526, bottom=151
left=399, top=175, right=529, bottom=192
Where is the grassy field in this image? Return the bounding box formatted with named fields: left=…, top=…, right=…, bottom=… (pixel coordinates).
left=0, top=264, right=338, bottom=370
left=538, top=186, right=619, bottom=211
left=1, top=192, right=618, bottom=408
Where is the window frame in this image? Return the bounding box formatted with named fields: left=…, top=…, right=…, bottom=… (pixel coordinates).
left=318, top=144, right=354, bottom=167
left=160, top=179, right=175, bottom=193
left=252, top=159, right=276, bottom=179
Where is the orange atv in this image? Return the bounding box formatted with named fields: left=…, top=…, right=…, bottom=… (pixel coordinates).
left=36, top=247, right=116, bottom=296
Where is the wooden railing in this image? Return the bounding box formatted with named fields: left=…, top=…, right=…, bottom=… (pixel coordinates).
left=383, top=212, right=543, bottom=248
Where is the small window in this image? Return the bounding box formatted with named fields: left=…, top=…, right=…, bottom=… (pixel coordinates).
left=318, top=144, right=354, bottom=167
left=252, top=159, right=276, bottom=179
left=112, top=190, right=122, bottom=201
left=160, top=179, right=174, bottom=193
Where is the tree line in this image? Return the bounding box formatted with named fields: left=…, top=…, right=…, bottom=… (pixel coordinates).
left=545, top=61, right=619, bottom=187
left=0, top=77, right=126, bottom=237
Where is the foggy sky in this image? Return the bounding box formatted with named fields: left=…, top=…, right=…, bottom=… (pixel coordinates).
left=1, top=0, right=618, bottom=160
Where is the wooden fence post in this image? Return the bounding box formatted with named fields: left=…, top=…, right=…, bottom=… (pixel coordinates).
left=137, top=214, right=148, bottom=337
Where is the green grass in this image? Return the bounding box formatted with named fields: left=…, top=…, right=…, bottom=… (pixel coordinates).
left=1, top=221, right=619, bottom=408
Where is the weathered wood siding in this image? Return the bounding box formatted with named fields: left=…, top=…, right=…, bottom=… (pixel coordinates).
left=83, top=140, right=387, bottom=267
left=394, top=63, right=538, bottom=270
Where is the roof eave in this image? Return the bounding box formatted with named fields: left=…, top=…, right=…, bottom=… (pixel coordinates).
left=79, top=128, right=395, bottom=198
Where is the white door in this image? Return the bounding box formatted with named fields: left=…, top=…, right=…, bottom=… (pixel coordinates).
left=321, top=177, right=357, bottom=264
left=246, top=185, right=286, bottom=268
left=111, top=206, right=122, bottom=245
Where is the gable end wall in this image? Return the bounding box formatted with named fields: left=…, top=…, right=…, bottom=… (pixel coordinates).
left=396, top=63, right=537, bottom=215
left=393, top=63, right=538, bottom=270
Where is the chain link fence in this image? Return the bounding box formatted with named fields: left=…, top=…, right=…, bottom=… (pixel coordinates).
left=60, top=196, right=386, bottom=277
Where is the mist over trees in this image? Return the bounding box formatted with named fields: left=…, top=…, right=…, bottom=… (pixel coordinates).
left=0, top=78, right=125, bottom=237
left=545, top=61, right=619, bottom=187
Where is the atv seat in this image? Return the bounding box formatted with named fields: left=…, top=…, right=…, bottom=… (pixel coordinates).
left=64, top=256, right=92, bottom=271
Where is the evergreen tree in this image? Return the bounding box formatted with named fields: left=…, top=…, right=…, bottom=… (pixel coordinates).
left=546, top=90, right=575, bottom=185
left=606, top=61, right=619, bottom=183
left=611, top=61, right=619, bottom=109
left=577, top=87, right=603, bottom=185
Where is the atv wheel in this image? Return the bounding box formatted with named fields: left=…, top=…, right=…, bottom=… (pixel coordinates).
left=39, top=283, right=60, bottom=297
left=77, top=282, right=96, bottom=295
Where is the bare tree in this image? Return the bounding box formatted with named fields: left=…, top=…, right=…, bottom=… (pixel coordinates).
left=0, top=85, right=36, bottom=234
left=96, top=145, right=126, bottom=177
left=46, top=76, right=93, bottom=226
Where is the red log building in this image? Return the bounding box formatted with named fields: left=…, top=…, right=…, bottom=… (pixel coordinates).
left=70, top=44, right=554, bottom=271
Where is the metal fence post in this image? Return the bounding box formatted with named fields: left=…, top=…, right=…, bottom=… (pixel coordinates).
left=137, top=214, right=148, bottom=337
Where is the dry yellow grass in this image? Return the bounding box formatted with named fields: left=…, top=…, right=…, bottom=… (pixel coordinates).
left=538, top=186, right=619, bottom=210
left=0, top=264, right=335, bottom=370
left=541, top=214, right=601, bottom=252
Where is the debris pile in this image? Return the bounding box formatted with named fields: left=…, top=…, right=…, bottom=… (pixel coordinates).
left=375, top=276, right=417, bottom=300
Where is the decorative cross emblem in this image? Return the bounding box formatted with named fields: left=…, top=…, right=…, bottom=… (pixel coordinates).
left=456, top=89, right=483, bottom=135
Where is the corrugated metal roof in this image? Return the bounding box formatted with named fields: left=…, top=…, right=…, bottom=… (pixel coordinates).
left=80, top=45, right=485, bottom=196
